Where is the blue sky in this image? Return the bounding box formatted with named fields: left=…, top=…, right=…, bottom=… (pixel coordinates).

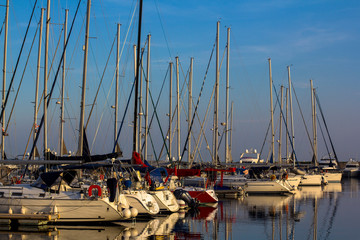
left=1, top=0, right=360, bottom=162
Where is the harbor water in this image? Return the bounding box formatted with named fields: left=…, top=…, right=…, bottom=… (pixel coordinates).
left=0, top=178, right=358, bottom=239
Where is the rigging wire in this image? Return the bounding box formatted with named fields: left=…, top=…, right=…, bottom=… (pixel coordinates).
left=314, top=91, right=339, bottom=163
left=0, top=0, right=38, bottom=125
left=292, top=84, right=315, bottom=161
left=179, top=41, right=216, bottom=165
left=26, top=0, right=82, bottom=162
left=316, top=112, right=331, bottom=158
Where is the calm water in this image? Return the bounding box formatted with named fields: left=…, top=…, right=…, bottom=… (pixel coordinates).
left=1, top=178, right=359, bottom=240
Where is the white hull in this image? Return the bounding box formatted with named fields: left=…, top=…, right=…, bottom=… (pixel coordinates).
left=285, top=175, right=302, bottom=190
left=299, top=174, right=322, bottom=186
left=0, top=185, right=129, bottom=222
left=124, top=190, right=160, bottom=215
left=149, top=190, right=179, bottom=213
left=245, top=180, right=295, bottom=194
left=215, top=175, right=295, bottom=194
left=322, top=172, right=342, bottom=183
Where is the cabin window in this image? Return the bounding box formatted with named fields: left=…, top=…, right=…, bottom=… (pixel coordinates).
left=0, top=192, right=4, bottom=197
left=39, top=193, right=46, bottom=197
left=12, top=192, right=22, bottom=197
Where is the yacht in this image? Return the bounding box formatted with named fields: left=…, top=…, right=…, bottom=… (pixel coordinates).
left=239, top=149, right=264, bottom=164
left=343, top=159, right=360, bottom=177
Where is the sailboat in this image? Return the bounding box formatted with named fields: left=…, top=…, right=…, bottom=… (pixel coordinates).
left=0, top=169, right=136, bottom=222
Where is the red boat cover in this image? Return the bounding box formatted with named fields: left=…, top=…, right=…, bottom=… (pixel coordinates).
left=166, top=168, right=201, bottom=177
left=132, top=151, right=147, bottom=167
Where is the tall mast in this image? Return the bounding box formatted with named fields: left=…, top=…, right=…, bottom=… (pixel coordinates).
left=60, top=9, right=68, bottom=156
left=144, top=34, right=151, bottom=160
left=285, top=88, right=289, bottom=162
left=230, top=101, right=233, bottom=161
left=188, top=57, right=193, bottom=163
left=1, top=0, right=9, bottom=159
left=225, top=27, right=230, bottom=163
left=114, top=23, right=120, bottom=148
left=287, top=66, right=295, bottom=166
left=176, top=56, right=180, bottom=161
left=132, top=45, right=138, bottom=153
left=213, top=21, right=220, bottom=165
left=168, top=62, right=173, bottom=161
left=132, top=0, right=143, bottom=157
left=278, top=85, right=284, bottom=164
left=34, top=8, right=44, bottom=159
left=268, top=58, right=275, bottom=163
left=44, top=0, right=50, bottom=158
left=78, top=0, right=91, bottom=156
left=310, top=79, right=317, bottom=165
left=138, top=47, right=144, bottom=153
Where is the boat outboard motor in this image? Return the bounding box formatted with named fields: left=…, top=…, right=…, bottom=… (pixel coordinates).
left=107, top=178, right=117, bottom=202
left=173, top=189, right=199, bottom=209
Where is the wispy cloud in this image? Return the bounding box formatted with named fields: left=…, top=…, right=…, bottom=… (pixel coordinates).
left=292, top=27, right=349, bottom=51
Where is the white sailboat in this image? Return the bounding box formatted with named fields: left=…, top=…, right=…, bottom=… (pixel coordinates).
left=298, top=174, right=323, bottom=186
left=148, top=189, right=180, bottom=213
left=0, top=170, right=135, bottom=222
left=123, top=189, right=160, bottom=216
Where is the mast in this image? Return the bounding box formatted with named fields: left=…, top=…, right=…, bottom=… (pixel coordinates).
left=188, top=57, right=193, bottom=163
left=230, top=101, right=233, bottom=162
left=1, top=0, right=9, bottom=159
left=278, top=85, right=284, bottom=164
left=225, top=27, right=230, bottom=163
left=213, top=21, right=220, bottom=165
left=287, top=66, right=295, bottom=166
left=138, top=47, right=144, bottom=153
left=114, top=23, right=120, bottom=148
left=176, top=56, right=180, bottom=161
left=132, top=45, right=138, bottom=153
left=78, top=0, right=91, bottom=156
left=168, top=62, right=173, bottom=161
left=310, top=79, right=318, bottom=165
left=144, top=34, right=151, bottom=160
left=132, top=0, right=143, bottom=157
left=44, top=0, right=50, bottom=158
left=285, top=88, right=289, bottom=162
left=60, top=9, right=68, bottom=156
left=268, top=58, right=275, bottom=163
left=34, top=8, right=44, bottom=159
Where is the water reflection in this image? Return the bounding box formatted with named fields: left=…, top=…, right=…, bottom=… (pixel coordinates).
left=1, top=181, right=360, bottom=239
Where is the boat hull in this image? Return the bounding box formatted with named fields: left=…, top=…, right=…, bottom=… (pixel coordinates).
left=124, top=190, right=160, bottom=215
left=186, top=188, right=218, bottom=203
left=0, top=185, right=127, bottom=222
left=245, top=180, right=295, bottom=194
left=322, top=172, right=342, bottom=183
left=149, top=190, right=179, bottom=213
left=299, top=174, right=322, bottom=186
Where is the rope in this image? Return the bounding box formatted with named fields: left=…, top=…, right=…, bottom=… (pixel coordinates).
left=26, top=0, right=82, bottom=163
left=273, top=85, right=298, bottom=163
left=314, top=91, right=339, bottom=163
left=292, top=84, right=316, bottom=163
left=179, top=41, right=216, bottom=165
left=85, top=37, right=116, bottom=130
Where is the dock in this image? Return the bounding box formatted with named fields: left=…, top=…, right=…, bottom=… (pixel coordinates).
left=0, top=213, right=60, bottom=226
left=215, top=189, right=245, bottom=199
